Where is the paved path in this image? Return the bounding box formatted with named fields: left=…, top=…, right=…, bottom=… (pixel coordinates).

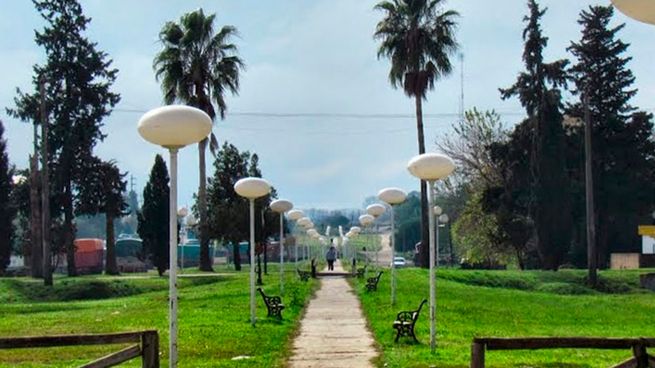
left=288, top=260, right=378, bottom=368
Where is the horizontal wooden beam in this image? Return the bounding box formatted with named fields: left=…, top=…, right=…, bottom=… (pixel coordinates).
left=473, top=337, right=655, bottom=351
left=0, top=331, right=157, bottom=349
left=79, top=344, right=141, bottom=368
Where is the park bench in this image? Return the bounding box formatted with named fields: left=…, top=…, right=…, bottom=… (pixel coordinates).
left=297, top=269, right=311, bottom=282
left=393, top=299, right=427, bottom=343
left=356, top=266, right=367, bottom=278
left=257, top=288, right=285, bottom=319
left=366, top=271, right=383, bottom=292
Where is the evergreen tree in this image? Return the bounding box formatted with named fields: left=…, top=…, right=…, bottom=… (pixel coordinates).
left=8, top=0, right=120, bottom=276
left=0, top=121, right=15, bottom=274
left=138, top=155, right=170, bottom=276
left=567, top=5, right=655, bottom=267
left=207, top=144, right=276, bottom=272
left=498, top=0, right=571, bottom=270
left=75, top=158, right=127, bottom=275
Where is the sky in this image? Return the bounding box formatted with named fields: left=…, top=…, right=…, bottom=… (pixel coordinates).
left=0, top=0, right=653, bottom=210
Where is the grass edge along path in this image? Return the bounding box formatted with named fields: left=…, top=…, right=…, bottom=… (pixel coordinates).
left=353, top=267, right=655, bottom=368
left=0, top=265, right=318, bottom=367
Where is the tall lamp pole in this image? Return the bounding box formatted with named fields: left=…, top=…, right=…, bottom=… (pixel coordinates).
left=366, top=204, right=386, bottom=267
left=271, top=199, right=293, bottom=295
left=359, top=214, right=374, bottom=269
left=407, top=153, right=455, bottom=353
left=433, top=206, right=442, bottom=267
left=378, top=188, right=407, bottom=306
left=138, top=105, right=212, bottom=368
left=287, top=210, right=304, bottom=267
left=235, top=177, right=272, bottom=327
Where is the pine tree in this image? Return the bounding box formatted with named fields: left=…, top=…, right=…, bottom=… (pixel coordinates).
left=0, top=121, right=15, bottom=274
left=567, top=5, right=655, bottom=267
left=8, top=0, right=120, bottom=276
left=138, top=155, right=170, bottom=276
left=499, top=0, right=571, bottom=270
left=75, top=158, right=127, bottom=275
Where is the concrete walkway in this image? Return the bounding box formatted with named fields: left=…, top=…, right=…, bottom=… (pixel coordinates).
left=288, top=260, right=378, bottom=368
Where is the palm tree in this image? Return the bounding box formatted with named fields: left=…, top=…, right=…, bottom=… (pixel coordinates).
left=154, top=9, right=244, bottom=271
left=374, top=0, right=459, bottom=268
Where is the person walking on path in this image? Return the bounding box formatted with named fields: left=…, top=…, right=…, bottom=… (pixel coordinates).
left=326, top=246, right=336, bottom=271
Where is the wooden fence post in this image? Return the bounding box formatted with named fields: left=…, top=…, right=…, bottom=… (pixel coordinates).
left=471, top=342, right=485, bottom=368
left=142, top=331, right=159, bottom=368
left=632, top=343, right=648, bottom=368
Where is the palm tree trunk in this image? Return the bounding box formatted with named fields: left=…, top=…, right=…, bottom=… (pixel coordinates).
left=415, top=96, right=430, bottom=269
left=105, top=214, right=119, bottom=275
left=198, top=138, right=213, bottom=271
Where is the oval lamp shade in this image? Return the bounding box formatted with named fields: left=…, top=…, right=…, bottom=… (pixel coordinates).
left=177, top=207, right=189, bottom=217
left=439, top=214, right=450, bottom=224
left=297, top=217, right=310, bottom=226
left=433, top=205, right=442, bottom=216
left=407, top=153, right=455, bottom=181
left=350, top=226, right=361, bottom=233
left=612, top=0, right=655, bottom=24
left=359, top=214, right=374, bottom=226
left=378, top=187, right=407, bottom=205
left=186, top=216, right=198, bottom=226
left=366, top=203, right=386, bottom=217
left=270, top=199, right=293, bottom=213
left=138, top=105, right=212, bottom=148
left=303, top=222, right=314, bottom=229
left=345, top=232, right=354, bottom=238
left=288, top=209, right=304, bottom=221
left=234, top=177, right=271, bottom=199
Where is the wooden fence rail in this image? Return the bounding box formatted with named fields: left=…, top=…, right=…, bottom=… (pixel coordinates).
left=0, top=330, right=159, bottom=368
left=471, top=337, right=655, bottom=368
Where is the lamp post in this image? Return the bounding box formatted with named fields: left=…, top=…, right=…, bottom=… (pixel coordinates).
left=177, top=207, right=189, bottom=272
left=407, top=152, right=455, bottom=353
left=234, top=177, right=272, bottom=327
left=366, top=204, right=386, bottom=266
left=433, top=206, right=442, bottom=267
left=138, top=105, right=212, bottom=368
left=438, top=214, right=450, bottom=266
left=287, top=209, right=304, bottom=266
left=359, top=214, right=374, bottom=269
left=378, top=188, right=407, bottom=306
left=611, top=0, right=655, bottom=24
left=270, top=199, right=293, bottom=295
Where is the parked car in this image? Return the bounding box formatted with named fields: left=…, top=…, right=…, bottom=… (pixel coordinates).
left=391, top=256, right=407, bottom=268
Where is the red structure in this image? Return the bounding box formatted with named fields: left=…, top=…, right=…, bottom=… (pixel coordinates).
left=73, top=238, right=104, bottom=274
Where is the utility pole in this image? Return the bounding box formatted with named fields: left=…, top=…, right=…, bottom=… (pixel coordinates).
left=458, top=53, right=465, bottom=124
left=584, top=92, right=597, bottom=287
left=29, top=121, right=42, bottom=277
left=40, top=77, right=52, bottom=286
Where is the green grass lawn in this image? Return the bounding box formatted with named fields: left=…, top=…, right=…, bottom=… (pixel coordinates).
left=353, top=267, right=655, bottom=368
left=0, top=264, right=316, bottom=367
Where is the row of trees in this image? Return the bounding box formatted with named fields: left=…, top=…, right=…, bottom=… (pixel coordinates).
left=1, top=2, right=248, bottom=280
left=3, top=0, right=125, bottom=281
left=441, top=2, right=655, bottom=273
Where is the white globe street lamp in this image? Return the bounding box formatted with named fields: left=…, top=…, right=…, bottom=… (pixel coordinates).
left=611, top=0, right=655, bottom=24
left=407, top=152, right=455, bottom=353
left=234, top=177, right=272, bottom=327
left=288, top=209, right=304, bottom=265
left=138, top=105, right=211, bottom=368
left=378, top=187, right=407, bottom=306
left=270, top=199, right=293, bottom=295
left=433, top=206, right=442, bottom=216
left=177, top=207, right=189, bottom=272
left=359, top=214, right=375, bottom=269
left=366, top=204, right=387, bottom=266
